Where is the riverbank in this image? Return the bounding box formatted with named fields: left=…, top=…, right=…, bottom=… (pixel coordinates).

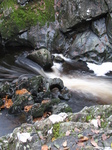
left=0, top=104, right=112, bottom=150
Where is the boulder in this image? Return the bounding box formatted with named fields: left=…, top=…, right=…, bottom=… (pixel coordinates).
left=57, top=0, right=108, bottom=32
left=27, top=48, right=53, bottom=70
left=48, top=78, right=64, bottom=90
left=68, top=30, right=111, bottom=64
left=8, top=93, right=34, bottom=114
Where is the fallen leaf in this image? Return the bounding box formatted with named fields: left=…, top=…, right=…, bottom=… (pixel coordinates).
left=4, top=99, right=13, bottom=108
left=66, top=130, right=71, bottom=136
left=41, top=145, right=48, bottom=150
left=78, top=134, right=83, bottom=139
left=91, top=138, right=99, bottom=148
left=102, top=134, right=110, bottom=141
left=91, top=129, right=100, bottom=134
left=77, top=142, right=85, bottom=147
left=79, top=136, right=89, bottom=142
left=16, top=89, right=30, bottom=95
left=63, top=141, right=67, bottom=147
left=74, top=128, right=80, bottom=132
left=24, top=105, right=33, bottom=112
left=52, top=137, right=56, bottom=142
left=41, top=99, right=50, bottom=104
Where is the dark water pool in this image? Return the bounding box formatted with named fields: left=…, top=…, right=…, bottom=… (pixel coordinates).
left=0, top=109, right=26, bottom=137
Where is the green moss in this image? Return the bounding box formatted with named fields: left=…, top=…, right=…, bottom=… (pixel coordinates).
left=53, top=123, right=60, bottom=139
left=101, top=120, right=108, bottom=128
left=86, top=114, right=93, bottom=122
left=61, top=106, right=73, bottom=113
left=51, top=98, right=60, bottom=105
left=0, top=0, right=55, bottom=38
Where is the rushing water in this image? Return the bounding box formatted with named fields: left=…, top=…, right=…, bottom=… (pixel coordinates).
left=0, top=51, right=112, bottom=136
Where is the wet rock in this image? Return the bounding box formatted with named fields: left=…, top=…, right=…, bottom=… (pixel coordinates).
left=106, top=13, right=112, bottom=44
left=68, top=30, right=109, bottom=64
left=31, top=98, right=61, bottom=118
left=59, top=87, right=71, bottom=101
left=48, top=78, right=64, bottom=90
left=8, top=93, right=34, bottom=114
left=105, top=0, right=112, bottom=12
left=51, top=30, right=67, bottom=53
left=53, top=55, right=64, bottom=63
left=92, top=18, right=106, bottom=37
left=57, top=0, right=108, bottom=33
left=27, top=48, right=53, bottom=70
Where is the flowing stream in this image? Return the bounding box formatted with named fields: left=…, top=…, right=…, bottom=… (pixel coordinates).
left=0, top=51, right=112, bottom=136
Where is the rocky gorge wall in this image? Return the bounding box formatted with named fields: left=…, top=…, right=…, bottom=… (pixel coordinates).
left=0, top=0, right=112, bottom=64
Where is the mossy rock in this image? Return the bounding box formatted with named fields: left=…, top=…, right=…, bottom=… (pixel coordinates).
left=0, top=0, right=55, bottom=38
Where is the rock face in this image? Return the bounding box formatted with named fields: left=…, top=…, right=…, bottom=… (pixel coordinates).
left=57, top=0, right=108, bottom=32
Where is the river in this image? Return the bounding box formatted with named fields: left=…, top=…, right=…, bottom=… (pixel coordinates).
left=0, top=51, right=112, bottom=136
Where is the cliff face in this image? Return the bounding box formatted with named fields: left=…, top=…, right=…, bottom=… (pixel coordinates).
left=0, top=0, right=112, bottom=64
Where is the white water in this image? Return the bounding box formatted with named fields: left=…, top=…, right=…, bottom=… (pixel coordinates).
left=46, top=55, right=112, bottom=104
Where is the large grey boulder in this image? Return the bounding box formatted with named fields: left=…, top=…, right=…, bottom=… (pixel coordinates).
left=68, top=29, right=112, bottom=64
left=56, top=0, right=108, bottom=32
left=27, top=48, right=53, bottom=70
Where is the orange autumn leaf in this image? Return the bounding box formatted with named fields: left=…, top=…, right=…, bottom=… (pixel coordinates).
left=52, top=137, right=56, bottom=142
left=16, top=89, right=30, bottom=95
left=41, top=145, right=48, bottom=150
left=24, top=105, right=33, bottom=112
left=4, top=99, right=13, bottom=108
left=1, top=96, right=13, bottom=109
left=33, top=112, right=51, bottom=122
